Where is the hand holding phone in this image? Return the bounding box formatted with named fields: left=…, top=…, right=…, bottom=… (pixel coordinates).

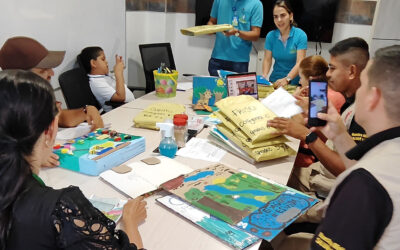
left=308, top=80, right=328, bottom=127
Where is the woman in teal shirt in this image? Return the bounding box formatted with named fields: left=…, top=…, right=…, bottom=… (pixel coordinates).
left=262, top=0, right=307, bottom=87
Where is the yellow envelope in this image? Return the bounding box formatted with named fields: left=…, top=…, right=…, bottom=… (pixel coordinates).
left=217, top=124, right=296, bottom=162
left=215, top=95, right=278, bottom=143
left=181, top=24, right=234, bottom=36
left=214, top=112, right=288, bottom=148
left=133, top=103, right=186, bottom=130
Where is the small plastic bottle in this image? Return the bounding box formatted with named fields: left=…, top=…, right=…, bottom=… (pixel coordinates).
left=156, top=123, right=178, bottom=158
left=173, top=118, right=187, bottom=148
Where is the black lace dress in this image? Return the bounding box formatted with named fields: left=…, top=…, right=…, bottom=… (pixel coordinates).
left=7, top=176, right=137, bottom=250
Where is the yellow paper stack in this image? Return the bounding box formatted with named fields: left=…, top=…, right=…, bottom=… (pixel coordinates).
left=257, top=85, right=275, bottom=99
left=258, top=84, right=298, bottom=99
left=133, top=103, right=186, bottom=130
left=180, top=24, right=234, bottom=36
left=214, top=95, right=295, bottom=162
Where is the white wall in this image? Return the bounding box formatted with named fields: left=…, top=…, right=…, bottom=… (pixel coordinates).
left=126, top=0, right=380, bottom=89
left=126, top=12, right=258, bottom=88
left=0, top=0, right=126, bottom=108
left=370, top=0, right=400, bottom=53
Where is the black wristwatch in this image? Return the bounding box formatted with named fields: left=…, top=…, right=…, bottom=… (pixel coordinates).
left=305, top=131, right=318, bottom=144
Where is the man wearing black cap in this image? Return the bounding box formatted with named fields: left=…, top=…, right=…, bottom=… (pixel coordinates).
left=0, top=36, right=104, bottom=167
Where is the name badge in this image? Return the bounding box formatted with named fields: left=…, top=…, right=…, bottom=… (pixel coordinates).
left=232, top=16, right=238, bottom=27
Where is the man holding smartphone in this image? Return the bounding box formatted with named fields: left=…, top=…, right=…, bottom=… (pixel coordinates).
left=308, top=80, right=328, bottom=127
left=310, top=45, right=400, bottom=249
left=267, top=37, right=369, bottom=199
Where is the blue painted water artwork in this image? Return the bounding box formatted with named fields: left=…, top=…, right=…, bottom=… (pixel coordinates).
left=238, top=191, right=318, bottom=241
left=184, top=171, right=214, bottom=182
left=169, top=164, right=319, bottom=242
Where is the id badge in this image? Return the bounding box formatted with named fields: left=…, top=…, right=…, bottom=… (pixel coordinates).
left=232, top=16, right=238, bottom=27
left=239, top=13, right=247, bottom=24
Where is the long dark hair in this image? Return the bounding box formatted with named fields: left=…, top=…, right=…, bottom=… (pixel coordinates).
left=0, top=70, right=58, bottom=248
left=274, top=0, right=297, bottom=27
left=77, top=46, right=103, bottom=73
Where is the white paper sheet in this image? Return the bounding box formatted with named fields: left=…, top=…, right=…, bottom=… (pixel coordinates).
left=56, top=123, right=91, bottom=140
left=177, top=81, right=193, bottom=91
left=100, top=156, right=193, bottom=198
left=176, top=138, right=226, bottom=162
left=261, top=87, right=303, bottom=118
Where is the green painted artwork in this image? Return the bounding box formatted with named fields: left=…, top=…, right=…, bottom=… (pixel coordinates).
left=167, top=164, right=318, bottom=241
left=192, top=76, right=227, bottom=106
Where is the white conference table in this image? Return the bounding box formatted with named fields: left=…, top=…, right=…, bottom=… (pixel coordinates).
left=40, top=90, right=299, bottom=250
left=121, top=90, right=193, bottom=110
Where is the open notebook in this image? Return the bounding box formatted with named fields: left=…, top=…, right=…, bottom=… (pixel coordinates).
left=100, top=156, right=193, bottom=198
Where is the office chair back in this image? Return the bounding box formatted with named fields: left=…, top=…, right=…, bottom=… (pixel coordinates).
left=139, top=43, right=176, bottom=93
left=58, top=68, right=102, bottom=110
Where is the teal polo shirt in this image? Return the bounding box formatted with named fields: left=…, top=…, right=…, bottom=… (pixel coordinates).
left=265, top=26, right=307, bottom=85
left=210, top=0, right=263, bottom=63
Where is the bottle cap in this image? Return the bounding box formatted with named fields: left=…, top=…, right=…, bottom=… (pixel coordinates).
left=173, top=118, right=187, bottom=126
left=174, top=114, right=188, bottom=120
left=156, top=122, right=174, bottom=137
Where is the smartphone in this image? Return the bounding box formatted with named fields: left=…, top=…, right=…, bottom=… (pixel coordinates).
left=308, top=80, right=328, bottom=127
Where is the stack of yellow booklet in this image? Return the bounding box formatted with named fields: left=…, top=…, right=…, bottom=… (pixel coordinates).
left=258, top=84, right=298, bottom=99
left=181, top=24, right=234, bottom=36
left=258, top=85, right=275, bottom=99
left=212, top=95, right=296, bottom=162
left=133, top=102, right=185, bottom=130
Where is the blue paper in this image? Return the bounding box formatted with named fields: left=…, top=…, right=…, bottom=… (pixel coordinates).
left=257, top=75, right=271, bottom=85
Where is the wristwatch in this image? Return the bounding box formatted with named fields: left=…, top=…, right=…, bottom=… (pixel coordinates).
left=305, top=131, right=318, bottom=144
left=286, top=77, right=292, bottom=83
left=235, top=30, right=240, bottom=37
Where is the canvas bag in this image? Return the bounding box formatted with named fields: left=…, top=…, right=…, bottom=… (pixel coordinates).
left=215, top=95, right=279, bottom=143
left=214, top=110, right=288, bottom=148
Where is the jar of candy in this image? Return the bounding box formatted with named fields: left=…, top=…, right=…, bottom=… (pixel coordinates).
left=173, top=117, right=187, bottom=148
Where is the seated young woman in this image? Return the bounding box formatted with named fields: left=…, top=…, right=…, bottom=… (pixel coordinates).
left=78, top=47, right=135, bottom=112
left=295, top=55, right=345, bottom=112
left=0, top=70, right=146, bottom=249
left=293, top=55, right=345, bottom=168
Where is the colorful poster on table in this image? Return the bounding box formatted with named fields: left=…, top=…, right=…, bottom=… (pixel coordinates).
left=165, top=164, right=318, bottom=241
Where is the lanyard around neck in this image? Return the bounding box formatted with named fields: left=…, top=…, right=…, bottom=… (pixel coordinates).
left=32, top=173, right=45, bottom=186
left=232, top=0, right=238, bottom=13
